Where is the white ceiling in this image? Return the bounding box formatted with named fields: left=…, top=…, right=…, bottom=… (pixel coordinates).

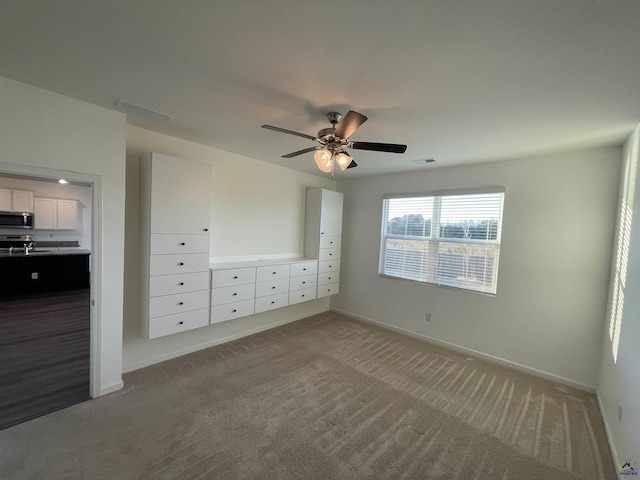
left=1, top=1, right=639, bottom=178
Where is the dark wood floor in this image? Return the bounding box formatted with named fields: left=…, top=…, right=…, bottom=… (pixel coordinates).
left=0, top=289, right=90, bottom=430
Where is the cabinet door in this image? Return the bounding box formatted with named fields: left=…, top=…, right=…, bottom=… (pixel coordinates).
left=0, top=189, right=13, bottom=211
left=319, top=190, right=343, bottom=237
left=12, top=191, right=34, bottom=213
left=56, top=199, right=77, bottom=230
left=34, top=198, right=57, bottom=229
left=150, top=153, right=211, bottom=235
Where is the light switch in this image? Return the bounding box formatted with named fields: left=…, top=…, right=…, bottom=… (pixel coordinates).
left=31, top=272, right=38, bottom=280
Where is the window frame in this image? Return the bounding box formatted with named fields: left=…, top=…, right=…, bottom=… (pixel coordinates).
left=378, top=187, right=505, bottom=295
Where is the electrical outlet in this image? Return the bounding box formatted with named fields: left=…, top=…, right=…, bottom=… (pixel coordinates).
left=618, top=403, right=623, bottom=422
left=425, top=312, right=432, bottom=322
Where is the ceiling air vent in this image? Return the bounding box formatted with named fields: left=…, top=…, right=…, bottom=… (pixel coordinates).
left=114, top=100, right=171, bottom=122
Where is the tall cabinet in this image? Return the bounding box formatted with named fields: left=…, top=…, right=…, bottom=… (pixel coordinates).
left=140, top=152, right=212, bottom=339
left=304, top=188, right=343, bottom=298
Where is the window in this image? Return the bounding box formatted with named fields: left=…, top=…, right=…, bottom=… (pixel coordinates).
left=379, top=188, right=505, bottom=294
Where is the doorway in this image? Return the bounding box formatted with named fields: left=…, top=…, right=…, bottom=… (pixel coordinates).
left=0, top=172, right=95, bottom=429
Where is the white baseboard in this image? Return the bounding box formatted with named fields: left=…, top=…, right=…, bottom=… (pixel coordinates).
left=331, top=307, right=596, bottom=393
left=98, top=380, right=124, bottom=397
left=596, top=392, right=620, bottom=473
left=122, top=306, right=330, bottom=373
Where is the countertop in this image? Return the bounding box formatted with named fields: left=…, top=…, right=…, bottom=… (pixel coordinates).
left=0, top=248, right=91, bottom=258
left=210, top=257, right=317, bottom=270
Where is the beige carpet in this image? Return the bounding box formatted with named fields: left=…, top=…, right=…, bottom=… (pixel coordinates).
left=0, top=312, right=615, bottom=479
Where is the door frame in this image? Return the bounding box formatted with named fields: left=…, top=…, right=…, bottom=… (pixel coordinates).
left=0, top=162, right=103, bottom=398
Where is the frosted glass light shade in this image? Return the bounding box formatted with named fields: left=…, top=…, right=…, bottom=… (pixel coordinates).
left=335, top=152, right=353, bottom=170
left=314, top=149, right=333, bottom=173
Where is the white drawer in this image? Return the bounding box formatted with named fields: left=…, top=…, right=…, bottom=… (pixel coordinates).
left=149, top=290, right=210, bottom=318
left=288, top=286, right=316, bottom=305
left=150, top=253, right=209, bottom=276
left=319, top=248, right=340, bottom=261
left=290, top=261, right=318, bottom=277
left=211, top=267, right=256, bottom=288
left=255, top=278, right=289, bottom=298
left=319, top=237, right=341, bottom=249
left=256, top=264, right=290, bottom=282
left=318, top=260, right=340, bottom=274
left=150, top=234, right=209, bottom=254
left=149, top=271, right=210, bottom=297
left=211, top=283, right=255, bottom=306
left=148, top=309, right=209, bottom=339
left=254, top=292, right=289, bottom=313
left=317, top=283, right=340, bottom=298
left=211, top=299, right=255, bottom=324
left=289, top=274, right=317, bottom=291
left=317, top=271, right=340, bottom=286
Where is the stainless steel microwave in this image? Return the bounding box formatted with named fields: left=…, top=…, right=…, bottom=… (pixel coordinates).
left=0, top=211, right=34, bottom=229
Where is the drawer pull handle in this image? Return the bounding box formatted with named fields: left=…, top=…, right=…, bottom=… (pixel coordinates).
left=179, top=262, right=184, bottom=266
left=272, top=271, right=276, bottom=275
left=328, top=289, right=331, bottom=292
left=302, top=281, right=306, bottom=284
left=303, top=268, right=306, bottom=271
left=329, top=265, right=332, bottom=268
left=233, top=276, right=238, bottom=279
left=232, top=309, right=237, bottom=313
left=271, top=301, right=275, bottom=304
left=203, top=228, right=209, bottom=232
left=302, top=294, right=305, bottom=297
left=178, top=321, right=184, bottom=325
left=271, top=286, right=276, bottom=289
left=232, top=292, right=237, bottom=296
left=179, top=282, right=185, bottom=286
left=328, top=277, right=331, bottom=280
left=329, top=253, right=332, bottom=256
left=178, top=302, right=184, bottom=305
left=180, top=242, right=186, bottom=246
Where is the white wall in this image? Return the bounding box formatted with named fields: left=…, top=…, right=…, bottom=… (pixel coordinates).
left=0, top=77, right=126, bottom=395
left=597, top=125, right=640, bottom=466
left=333, top=148, right=620, bottom=389
left=122, top=126, right=335, bottom=371
left=0, top=176, right=92, bottom=248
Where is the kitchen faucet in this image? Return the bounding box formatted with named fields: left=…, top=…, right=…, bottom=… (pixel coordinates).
left=24, top=242, right=34, bottom=255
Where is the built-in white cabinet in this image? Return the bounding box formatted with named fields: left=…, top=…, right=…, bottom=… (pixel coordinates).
left=255, top=264, right=290, bottom=313
left=210, top=258, right=319, bottom=320
left=305, top=188, right=343, bottom=299
left=0, top=189, right=34, bottom=213
left=34, top=197, right=77, bottom=230
left=210, top=267, right=257, bottom=324
left=288, top=260, right=317, bottom=305
left=140, top=152, right=212, bottom=339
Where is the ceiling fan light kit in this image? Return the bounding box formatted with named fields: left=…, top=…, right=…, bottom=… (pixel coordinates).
left=262, top=110, right=407, bottom=174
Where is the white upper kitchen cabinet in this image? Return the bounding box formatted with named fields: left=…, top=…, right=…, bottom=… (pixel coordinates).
left=0, top=189, right=34, bottom=213
left=34, top=198, right=77, bottom=230
left=56, top=199, right=78, bottom=230
left=144, top=152, right=211, bottom=235
left=34, top=197, right=56, bottom=229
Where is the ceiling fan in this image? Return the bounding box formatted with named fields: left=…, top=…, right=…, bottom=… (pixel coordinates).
left=261, top=111, right=407, bottom=173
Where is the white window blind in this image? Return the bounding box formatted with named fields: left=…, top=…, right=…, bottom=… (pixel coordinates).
left=379, top=188, right=505, bottom=294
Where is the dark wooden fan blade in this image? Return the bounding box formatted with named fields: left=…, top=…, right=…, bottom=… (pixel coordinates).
left=350, top=141, right=407, bottom=154
left=281, top=146, right=319, bottom=158
left=262, top=124, right=317, bottom=141
left=346, top=160, right=358, bottom=169
left=334, top=111, right=368, bottom=139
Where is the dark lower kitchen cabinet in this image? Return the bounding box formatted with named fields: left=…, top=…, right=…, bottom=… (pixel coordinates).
left=0, top=254, right=89, bottom=294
